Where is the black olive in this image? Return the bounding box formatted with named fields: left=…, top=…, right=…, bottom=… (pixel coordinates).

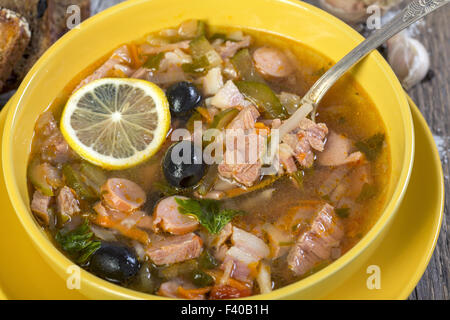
left=37, top=0, right=48, bottom=18
left=162, top=140, right=206, bottom=188
left=89, top=242, right=140, bottom=284
left=166, top=82, right=202, bottom=115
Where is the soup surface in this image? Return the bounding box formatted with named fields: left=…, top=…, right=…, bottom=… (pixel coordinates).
left=28, top=20, right=390, bottom=299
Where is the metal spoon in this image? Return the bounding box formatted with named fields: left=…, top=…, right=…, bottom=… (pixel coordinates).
left=279, top=0, right=449, bottom=138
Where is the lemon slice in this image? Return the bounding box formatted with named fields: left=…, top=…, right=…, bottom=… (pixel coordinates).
left=61, top=78, right=171, bottom=169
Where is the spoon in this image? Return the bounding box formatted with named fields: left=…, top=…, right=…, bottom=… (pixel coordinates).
left=279, top=0, right=449, bottom=138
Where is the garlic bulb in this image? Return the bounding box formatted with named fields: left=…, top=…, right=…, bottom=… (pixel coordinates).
left=318, top=0, right=402, bottom=25
left=387, top=32, right=430, bottom=90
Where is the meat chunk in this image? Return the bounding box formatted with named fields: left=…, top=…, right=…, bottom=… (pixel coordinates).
left=74, top=45, right=133, bottom=91
left=153, top=196, right=199, bottom=235
left=34, top=112, right=74, bottom=164
left=35, top=111, right=58, bottom=137
left=146, top=233, right=203, bottom=265
left=56, top=186, right=80, bottom=217
left=41, top=131, right=73, bottom=164
left=318, top=131, right=364, bottom=166
left=281, top=118, right=328, bottom=168
left=226, top=105, right=260, bottom=131
left=278, top=143, right=297, bottom=173
left=253, top=47, right=294, bottom=78
left=330, top=163, right=372, bottom=204
left=222, top=227, right=269, bottom=282
left=218, top=132, right=265, bottom=187
left=31, top=190, right=51, bottom=225
left=231, top=227, right=270, bottom=258
left=210, top=80, right=250, bottom=109
left=287, top=203, right=344, bottom=276
left=216, top=36, right=251, bottom=59
left=101, top=178, right=146, bottom=212
left=218, top=106, right=265, bottom=187
left=262, top=223, right=294, bottom=259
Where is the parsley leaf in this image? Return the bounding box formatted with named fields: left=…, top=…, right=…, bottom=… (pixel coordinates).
left=355, top=133, right=385, bottom=161
left=175, top=197, right=246, bottom=234
left=55, top=219, right=101, bottom=264
left=335, top=207, right=350, bottom=218
left=356, top=183, right=378, bottom=203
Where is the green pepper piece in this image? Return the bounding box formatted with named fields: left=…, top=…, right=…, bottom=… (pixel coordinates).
left=202, top=108, right=240, bottom=147
left=62, top=164, right=97, bottom=202
left=231, top=49, right=264, bottom=82
left=196, top=20, right=207, bottom=37
left=196, top=165, right=218, bottom=196
left=186, top=111, right=202, bottom=133
left=198, top=250, right=219, bottom=269
left=209, top=33, right=228, bottom=41
left=235, top=81, right=288, bottom=119
left=355, top=133, right=385, bottom=161
left=143, top=52, right=165, bottom=71
left=181, top=56, right=210, bottom=75
left=335, top=207, right=350, bottom=218
left=28, top=159, right=54, bottom=196
left=158, top=259, right=199, bottom=279
left=191, top=270, right=214, bottom=287
left=188, top=35, right=222, bottom=69
left=209, top=108, right=240, bottom=130
left=80, top=161, right=107, bottom=196
left=291, top=170, right=304, bottom=189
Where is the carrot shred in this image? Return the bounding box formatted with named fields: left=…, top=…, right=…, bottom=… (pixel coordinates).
left=93, top=214, right=150, bottom=244
left=206, top=270, right=251, bottom=291
left=254, top=122, right=270, bottom=136
left=128, top=43, right=144, bottom=68
left=254, top=122, right=269, bottom=130
left=196, top=107, right=213, bottom=124
left=177, top=286, right=211, bottom=299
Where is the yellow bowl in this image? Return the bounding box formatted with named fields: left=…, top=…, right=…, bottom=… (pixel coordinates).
left=2, top=0, right=413, bottom=299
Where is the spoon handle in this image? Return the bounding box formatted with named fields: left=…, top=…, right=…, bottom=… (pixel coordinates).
left=304, top=0, right=449, bottom=117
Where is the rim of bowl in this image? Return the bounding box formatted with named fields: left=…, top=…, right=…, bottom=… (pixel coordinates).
left=2, top=0, right=414, bottom=300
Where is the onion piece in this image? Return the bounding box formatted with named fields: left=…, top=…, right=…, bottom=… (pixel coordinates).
left=256, top=262, right=272, bottom=294
left=278, top=103, right=313, bottom=140
left=90, top=224, right=117, bottom=242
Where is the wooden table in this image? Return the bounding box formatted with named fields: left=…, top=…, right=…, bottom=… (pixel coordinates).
left=95, top=0, right=449, bottom=300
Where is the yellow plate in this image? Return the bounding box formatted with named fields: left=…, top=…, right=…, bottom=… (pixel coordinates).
left=0, top=95, right=442, bottom=299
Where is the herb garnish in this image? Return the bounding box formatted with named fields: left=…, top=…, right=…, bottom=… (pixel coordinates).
left=355, top=133, right=385, bottom=161
left=55, top=219, right=101, bottom=264
left=175, top=198, right=246, bottom=234
left=357, top=183, right=378, bottom=203
left=335, top=207, right=350, bottom=218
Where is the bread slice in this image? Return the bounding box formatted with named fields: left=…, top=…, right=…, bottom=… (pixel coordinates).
left=0, top=8, right=31, bottom=91
left=0, top=0, right=49, bottom=91
left=0, top=0, right=90, bottom=92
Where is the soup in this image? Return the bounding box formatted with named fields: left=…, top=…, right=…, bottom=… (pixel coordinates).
left=27, top=20, right=390, bottom=299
